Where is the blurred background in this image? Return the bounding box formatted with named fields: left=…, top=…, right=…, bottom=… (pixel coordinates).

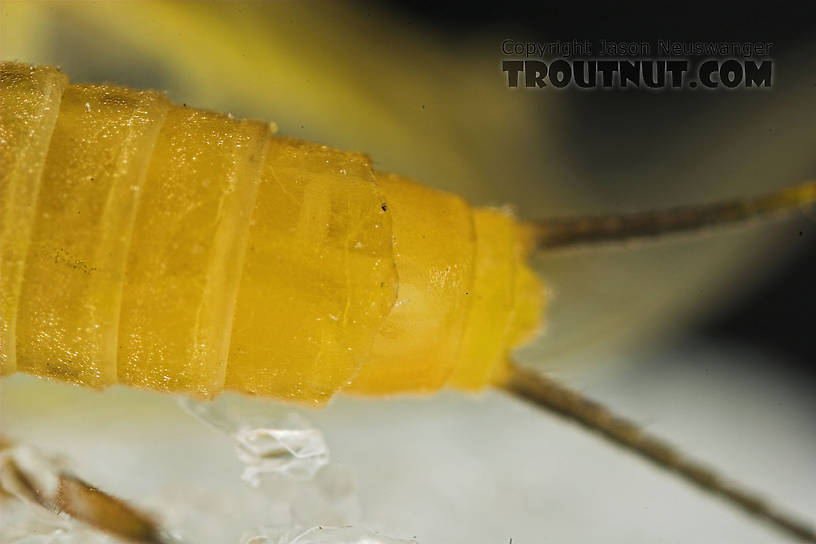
left=1, top=3, right=814, bottom=543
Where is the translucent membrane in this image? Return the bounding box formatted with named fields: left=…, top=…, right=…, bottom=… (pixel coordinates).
left=16, top=85, right=170, bottom=387
left=0, top=63, right=67, bottom=374
left=226, top=139, right=397, bottom=404
left=117, top=107, right=272, bottom=398
left=348, top=173, right=476, bottom=394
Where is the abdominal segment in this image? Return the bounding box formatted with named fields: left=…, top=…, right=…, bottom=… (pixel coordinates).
left=0, top=62, right=543, bottom=404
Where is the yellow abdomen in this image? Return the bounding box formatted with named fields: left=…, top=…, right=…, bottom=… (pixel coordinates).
left=0, top=62, right=543, bottom=405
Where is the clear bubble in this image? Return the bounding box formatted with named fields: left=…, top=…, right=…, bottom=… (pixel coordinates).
left=177, top=395, right=329, bottom=484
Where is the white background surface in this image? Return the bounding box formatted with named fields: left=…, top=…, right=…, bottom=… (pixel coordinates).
left=3, top=336, right=814, bottom=543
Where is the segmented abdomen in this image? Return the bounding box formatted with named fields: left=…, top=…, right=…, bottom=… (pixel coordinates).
left=0, top=62, right=542, bottom=405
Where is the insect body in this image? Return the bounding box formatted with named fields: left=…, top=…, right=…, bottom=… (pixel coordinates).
left=0, top=61, right=542, bottom=404
left=3, top=62, right=816, bottom=542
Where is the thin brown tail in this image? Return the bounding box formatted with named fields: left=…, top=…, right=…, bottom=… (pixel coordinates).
left=531, top=180, right=816, bottom=252
left=499, top=361, right=816, bottom=543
